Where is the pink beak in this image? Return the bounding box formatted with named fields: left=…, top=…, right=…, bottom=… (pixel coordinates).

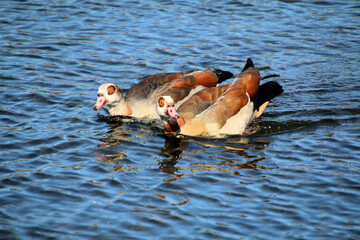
left=94, top=96, right=107, bottom=111
left=167, top=105, right=179, bottom=118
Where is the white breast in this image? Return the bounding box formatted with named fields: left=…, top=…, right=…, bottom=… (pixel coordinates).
left=127, top=99, right=159, bottom=119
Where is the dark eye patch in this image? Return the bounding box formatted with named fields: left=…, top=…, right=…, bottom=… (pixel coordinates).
left=158, top=97, right=165, bottom=107
left=107, top=85, right=116, bottom=95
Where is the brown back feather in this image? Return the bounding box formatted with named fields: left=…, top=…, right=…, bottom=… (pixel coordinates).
left=202, top=84, right=249, bottom=127
left=126, top=70, right=196, bottom=101
left=177, top=85, right=230, bottom=120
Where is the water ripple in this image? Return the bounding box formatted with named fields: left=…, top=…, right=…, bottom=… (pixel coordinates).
left=1, top=0, right=360, bottom=239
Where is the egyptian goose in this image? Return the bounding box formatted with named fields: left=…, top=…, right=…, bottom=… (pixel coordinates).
left=156, top=58, right=283, bottom=137
left=93, top=69, right=233, bottom=119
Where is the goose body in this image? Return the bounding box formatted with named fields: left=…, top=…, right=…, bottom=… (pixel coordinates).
left=156, top=58, right=283, bottom=137
left=94, top=69, right=233, bottom=119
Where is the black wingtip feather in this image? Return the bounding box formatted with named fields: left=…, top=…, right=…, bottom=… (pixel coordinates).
left=215, top=69, right=234, bottom=83
left=255, top=81, right=284, bottom=110
left=242, top=58, right=255, bottom=72
left=262, top=74, right=280, bottom=80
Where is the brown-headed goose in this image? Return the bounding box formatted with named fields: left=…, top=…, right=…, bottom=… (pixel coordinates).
left=94, top=69, right=233, bottom=119
left=156, top=58, right=283, bottom=137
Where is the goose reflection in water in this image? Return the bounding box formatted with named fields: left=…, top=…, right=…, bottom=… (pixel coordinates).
left=158, top=133, right=271, bottom=182
left=95, top=114, right=272, bottom=178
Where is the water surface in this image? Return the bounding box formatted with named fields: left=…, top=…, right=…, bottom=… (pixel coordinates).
left=1, top=0, right=360, bottom=239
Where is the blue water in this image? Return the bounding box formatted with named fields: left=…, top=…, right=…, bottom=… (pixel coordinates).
left=1, top=0, right=360, bottom=239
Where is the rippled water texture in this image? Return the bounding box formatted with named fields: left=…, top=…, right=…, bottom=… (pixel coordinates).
left=1, top=0, right=360, bottom=239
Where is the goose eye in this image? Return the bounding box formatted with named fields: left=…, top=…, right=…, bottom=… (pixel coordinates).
left=107, top=85, right=116, bottom=95
left=158, top=97, right=165, bottom=108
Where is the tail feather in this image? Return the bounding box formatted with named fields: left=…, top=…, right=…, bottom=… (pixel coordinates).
left=215, top=69, right=233, bottom=84
left=262, top=74, right=280, bottom=80
left=255, top=81, right=284, bottom=110
left=241, top=58, right=255, bottom=72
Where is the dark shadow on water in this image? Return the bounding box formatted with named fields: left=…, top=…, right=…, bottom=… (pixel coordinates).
left=94, top=114, right=154, bottom=172
left=94, top=114, right=308, bottom=177
left=96, top=114, right=135, bottom=148
left=97, top=114, right=137, bottom=126
left=157, top=132, right=273, bottom=180
left=254, top=117, right=341, bottom=135
left=158, top=135, right=188, bottom=174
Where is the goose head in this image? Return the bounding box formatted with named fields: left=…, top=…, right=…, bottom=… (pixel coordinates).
left=94, top=83, right=129, bottom=115
left=156, top=96, right=179, bottom=120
